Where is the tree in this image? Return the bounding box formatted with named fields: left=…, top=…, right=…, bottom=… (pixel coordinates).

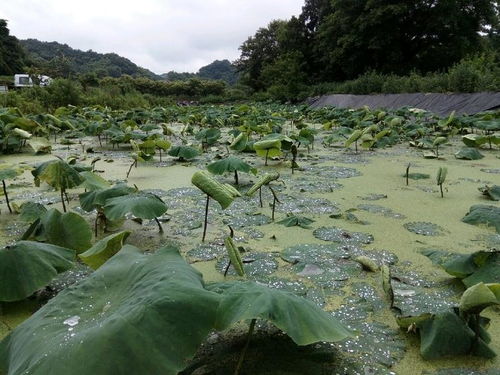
left=235, top=20, right=287, bottom=91
left=0, top=19, right=26, bottom=75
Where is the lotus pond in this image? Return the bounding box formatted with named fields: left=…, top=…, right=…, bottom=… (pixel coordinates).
left=0, top=104, right=499, bottom=375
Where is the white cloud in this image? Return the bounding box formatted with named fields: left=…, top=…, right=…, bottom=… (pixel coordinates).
left=1, top=0, right=303, bottom=73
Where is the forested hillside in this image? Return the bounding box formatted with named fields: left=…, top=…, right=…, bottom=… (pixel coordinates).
left=20, top=39, right=160, bottom=79
left=161, top=60, right=239, bottom=85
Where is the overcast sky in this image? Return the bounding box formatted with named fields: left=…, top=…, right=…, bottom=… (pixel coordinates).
left=1, top=0, right=304, bottom=74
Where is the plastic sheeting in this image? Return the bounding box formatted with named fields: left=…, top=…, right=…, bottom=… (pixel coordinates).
left=308, top=92, right=500, bottom=116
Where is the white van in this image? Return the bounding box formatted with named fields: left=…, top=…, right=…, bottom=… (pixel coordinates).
left=14, top=74, right=52, bottom=88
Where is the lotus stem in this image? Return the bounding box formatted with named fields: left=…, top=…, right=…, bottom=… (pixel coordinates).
left=234, top=170, right=239, bottom=185
left=60, top=189, right=67, bottom=213
left=159, top=148, right=162, bottom=162
left=406, top=163, right=410, bottom=186
left=234, top=319, right=256, bottom=375
left=2, top=180, right=12, bottom=214
left=154, top=217, right=164, bottom=233
left=259, top=187, right=263, bottom=208
left=202, top=194, right=210, bottom=242
left=439, top=183, right=444, bottom=198
left=265, top=149, right=269, bottom=166
left=269, top=186, right=280, bottom=221
left=126, top=160, right=135, bottom=178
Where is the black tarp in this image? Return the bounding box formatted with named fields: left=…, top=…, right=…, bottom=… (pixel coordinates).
left=308, top=92, right=500, bottom=116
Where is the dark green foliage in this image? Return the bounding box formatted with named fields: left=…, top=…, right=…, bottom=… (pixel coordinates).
left=0, top=245, right=352, bottom=374
left=236, top=0, right=500, bottom=100
left=0, top=241, right=75, bottom=302
left=21, top=38, right=159, bottom=79
left=0, top=20, right=26, bottom=75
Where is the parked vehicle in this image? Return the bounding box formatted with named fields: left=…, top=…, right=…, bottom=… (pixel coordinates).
left=14, top=74, right=52, bottom=88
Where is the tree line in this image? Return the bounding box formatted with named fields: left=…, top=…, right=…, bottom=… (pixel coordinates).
left=235, top=0, right=500, bottom=100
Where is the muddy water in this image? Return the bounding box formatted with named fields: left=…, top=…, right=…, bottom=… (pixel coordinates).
left=1, top=135, right=499, bottom=374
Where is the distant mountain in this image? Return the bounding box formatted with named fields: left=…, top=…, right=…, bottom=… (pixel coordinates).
left=20, top=39, right=160, bottom=79
left=161, top=59, right=239, bottom=85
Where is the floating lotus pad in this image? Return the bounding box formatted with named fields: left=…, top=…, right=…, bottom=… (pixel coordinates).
left=334, top=321, right=406, bottom=369
left=404, top=221, right=444, bottom=236
left=216, top=252, right=279, bottom=278
left=357, top=204, right=406, bottom=219
left=187, top=242, right=226, bottom=262
left=223, top=213, right=271, bottom=228
left=313, top=226, right=374, bottom=244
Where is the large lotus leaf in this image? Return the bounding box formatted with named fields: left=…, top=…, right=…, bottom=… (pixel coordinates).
left=462, top=134, right=487, bottom=148
left=38, top=209, right=92, bottom=253
left=168, top=145, right=200, bottom=160
left=462, top=253, right=500, bottom=287
left=479, top=185, right=500, bottom=201
left=0, top=245, right=221, bottom=375
left=255, top=147, right=283, bottom=158
left=345, top=129, right=363, bottom=148
left=462, top=205, right=500, bottom=233
left=19, top=202, right=47, bottom=222
left=209, top=281, right=353, bottom=345
left=246, top=172, right=280, bottom=196
left=191, top=171, right=240, bottom=209
left=79, top=183, right=136, bottom=211
left=459, top=282, right=500, bottom=314
left=253, top=139, right=281, bottom=151
left=103, top=193, right=167, bottom=220
left=207, top=156, right=255, bottom=175
left=78, top=231, right=131, bottom=269
left=0, top=241, right=75, bottom=302
left=195, top=128, right=221, bottom=145
left=421, top=249, right=500, bottom=287
left=229, top=132, right=248, bottom=151
left=455, top=147, right=484, bottom=160
left=27, top=137, right=52, bottom=154
left=416, top=310, right=494, bottom=359
left=0, top=166, right=22, bottom=181
left=79, top=171, right=111, bottom=191
left=32, top=159, right=84, bottom=190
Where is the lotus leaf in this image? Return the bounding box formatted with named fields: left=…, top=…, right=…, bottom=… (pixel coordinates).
left=32, top=159, right=84, bottom=190
left=0, top=245, right=220, bottom=375
left=79, top=171, right=111, bottom=191
left=455, top=148, right=484, bottom=160
left=459, top=282, right=500, bottom=314
left=168, top=145, right=200, bottom=160
left=27, top=137, right=51, bottom=154
left=196, top=128, right=221, bottom=145
left=18, top=202, right=47, bottom=222
left=0, top=241, right=75, bottom=302
left=462, top=134, right=487, bottom=148
left=277, top=214, right=315, bottom=229
left=207, top=156, right=256, bottom=184
left=479, top=185, right=500, bottom=201
left=79, top=183, right=137, bottom=212
left=246, top=172, right=280, bottom=196
left=421, top=249, right=500, bottom=287
left=103, top=192, right=168, bottom=220
left=78, top=231, right=131, bottom=269
left=462, top=205, right=500, bottom=233
left=23, top=208, right=93, bottom=253
left=229, top=132, right=248, bottom=151
left=191, top=171, right=240, bottom=209
left=209, top=281, right=354, bottom=345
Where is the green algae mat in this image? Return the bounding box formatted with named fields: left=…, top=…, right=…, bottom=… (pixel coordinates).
left=0, top=104, right=499, bottom=375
